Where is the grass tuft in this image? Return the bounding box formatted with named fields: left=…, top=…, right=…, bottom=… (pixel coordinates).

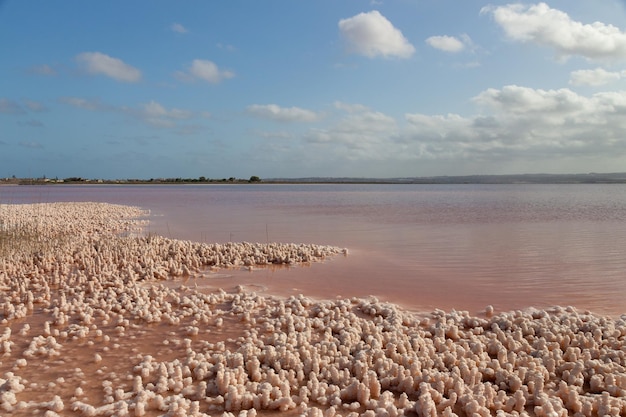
left=0, top=218, right=67, bottom=260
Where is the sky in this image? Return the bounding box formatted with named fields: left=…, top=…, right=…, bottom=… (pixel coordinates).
left=2, top=1, right=626, bottom=180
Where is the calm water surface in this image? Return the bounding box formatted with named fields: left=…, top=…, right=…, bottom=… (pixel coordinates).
left=2, top=183, right=625, bottom=316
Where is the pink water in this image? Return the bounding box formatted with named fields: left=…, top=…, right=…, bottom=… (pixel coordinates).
left=2, top=183, right=626, bottom=316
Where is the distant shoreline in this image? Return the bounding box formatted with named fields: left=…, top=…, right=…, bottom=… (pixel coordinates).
left=3, top=172, right=626, bottom=185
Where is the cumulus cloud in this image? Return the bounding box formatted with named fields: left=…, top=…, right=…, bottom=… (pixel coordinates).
left=60, top=96, right=198, bottom=130
left=425, top=35, right=465, bottom=53
left=303, top=102, right=398, bottom=160
left=247, top=104, right=320, bottom=122
left=315, top=88, right=626, bottom=164
left=338, top=11, right=415, bottom=58
left=138, top=101, right=193, bottom=127
left=569, top=67, right=624, bottom=86
left=171, top=23, right=188, bottom=34
left=250, top=87, right=626, bottom=174
left=482, top=3, right=626, bottom=61
left=405, top=113, right=473, bottom=137
left=76, top=52, right=142, bottom=82
left=398, top=85, right=626, bottom=164
left=142, top=101, right=192, bottom=120
left=176, top=59, right=234, bottom=84
left=472, top=85, right=587, bottom=115
left=333, top=104, right=396, bottom=137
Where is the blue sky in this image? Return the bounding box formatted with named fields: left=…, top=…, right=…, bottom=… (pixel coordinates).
left=2, top=1, right=626, bottom=179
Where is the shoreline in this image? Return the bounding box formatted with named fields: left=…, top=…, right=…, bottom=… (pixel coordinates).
left=6, top=171, right=626, bottom=186
left=1, top=202, right=625, bottom=416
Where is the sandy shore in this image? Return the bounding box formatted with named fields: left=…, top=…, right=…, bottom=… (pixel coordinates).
left=0, top=202, right=625, bottom=416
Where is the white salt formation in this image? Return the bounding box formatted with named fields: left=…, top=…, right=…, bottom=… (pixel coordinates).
left=0, top=202, right=625, bottom=417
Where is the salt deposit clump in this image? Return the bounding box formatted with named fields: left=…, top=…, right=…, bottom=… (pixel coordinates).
left=0, top=202, right=625, bottom=416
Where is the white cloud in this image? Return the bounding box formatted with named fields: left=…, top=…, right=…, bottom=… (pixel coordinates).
left=250, top=87, right=626, bottom=174
left=76, top=52, right=142, bottom=82
left=569, top=67, right=623, bottom=86
left=405, top=113, right=472, bottom=137
left=247, top=104, right=320, bottom=122
left=482, top=3, right=626, bottom=61
left=472, top=85, right=587, bottom=115
left=338, top=11, right=415, bottom=59
left=142, top=101, right=192, bottom=119
left=426, top=35, right=465, bottom=53
left=190, top=60, right=234, bottom=83
left=60, top=97, right=198, bottom=130
left=176, top=59, right=234, bottom=84
left=336, top=109, right=396, bottom=137
left=303, top=102, right=398, bottom=160
left=399, top=85, right=626, bottom=161
left=291, top=88, right=626, bottom=164
left=171, top=23, right=188, bottom=34
left=311, top=88, right=626, bottom=165
left=140, top=101, right=193, bottom=127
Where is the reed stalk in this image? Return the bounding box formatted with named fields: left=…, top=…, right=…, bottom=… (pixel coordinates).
left=0, top=216, right=67, bottom=260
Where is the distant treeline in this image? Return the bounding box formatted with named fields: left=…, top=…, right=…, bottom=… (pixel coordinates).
left=3, top=173, right=626, bottom=185
left=265, top=173, right=626, bottom=184
left=1, top=176, right=263, bottom=185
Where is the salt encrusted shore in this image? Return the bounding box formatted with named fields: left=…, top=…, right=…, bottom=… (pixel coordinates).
left=0, top=203, right=625, bottom=417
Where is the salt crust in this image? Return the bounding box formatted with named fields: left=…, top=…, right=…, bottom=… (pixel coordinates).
left=0, top=202, right=625, bottom=417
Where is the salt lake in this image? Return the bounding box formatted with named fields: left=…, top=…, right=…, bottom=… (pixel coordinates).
left=2, top=183, right=625, bottom=316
